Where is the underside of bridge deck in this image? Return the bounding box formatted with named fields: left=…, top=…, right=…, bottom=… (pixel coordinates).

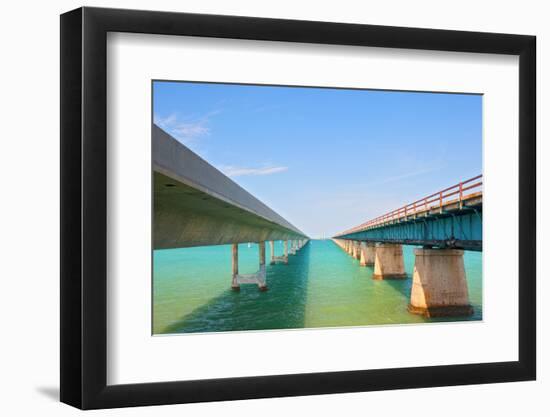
left=337, top=201, right=482, bottom=251
left=154, top=171, right=306, bottom=248
left=153, top=125, right=307, bottom=249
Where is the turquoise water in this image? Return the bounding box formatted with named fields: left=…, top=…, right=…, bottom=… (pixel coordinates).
left=153, top=240, right=482, bottom=334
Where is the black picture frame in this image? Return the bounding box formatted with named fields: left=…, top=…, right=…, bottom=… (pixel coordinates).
left=60, top=6, right=536, bottom=410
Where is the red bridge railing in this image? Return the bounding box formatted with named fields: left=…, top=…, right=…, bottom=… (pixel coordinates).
left=337, top=174, right=482, bottom=236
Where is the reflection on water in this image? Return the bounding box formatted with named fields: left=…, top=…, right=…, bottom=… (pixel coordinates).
left=153, top=240, right=482, bottom=334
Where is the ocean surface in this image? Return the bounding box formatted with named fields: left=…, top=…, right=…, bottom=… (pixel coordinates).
left=153, top=240, right=482, bottom=334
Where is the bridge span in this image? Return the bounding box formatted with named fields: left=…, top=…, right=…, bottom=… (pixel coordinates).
left=153, top=125, right=309, bottom=291
left=333, top=176, right=482, bottom=318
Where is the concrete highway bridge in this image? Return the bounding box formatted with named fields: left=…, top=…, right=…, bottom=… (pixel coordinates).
left=333, top=175, right=482, bottom=317
left=153, top=125, right=309, bottom=291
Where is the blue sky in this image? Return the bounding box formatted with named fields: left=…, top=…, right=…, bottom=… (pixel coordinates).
left=153, top=81, right=482, bottom=238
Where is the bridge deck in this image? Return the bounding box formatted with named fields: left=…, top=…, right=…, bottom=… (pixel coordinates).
left=335, top=176, right=482, bottom=251
left=153, top=125, right=307, bottom=249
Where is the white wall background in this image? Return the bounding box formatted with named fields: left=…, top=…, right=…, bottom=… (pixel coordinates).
left=0, top=0, right=546, bottom=415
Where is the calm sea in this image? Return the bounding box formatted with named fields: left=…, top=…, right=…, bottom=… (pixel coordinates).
left=153, top=240, right=482, bottom=334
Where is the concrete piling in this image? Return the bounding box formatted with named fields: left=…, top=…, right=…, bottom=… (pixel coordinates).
left=258, top=241, right=267, bottom=291
left=354, top=241, right=361, bottom=260
left=271, top=240, right=289, bottom=265
left=373, top=243, right=407, bottom=280
left=408, top=249, right=473, bottom=317
left=231, top=243, right=240, bottom=291
left=359, top=242, right=375, bottom=266
left=231, top=242, right=268, bottom=291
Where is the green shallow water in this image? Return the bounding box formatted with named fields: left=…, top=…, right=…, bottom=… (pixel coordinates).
left=153, top=240, right=482, bottom=334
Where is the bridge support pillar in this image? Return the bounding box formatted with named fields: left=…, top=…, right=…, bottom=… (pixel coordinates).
left=359, top=242, right=375, bottom=266
left=290, top=240, right=297, bottom=255
left=373, top=243, right=407, bottom=279
left=271, top=240, right=289, bottom=265
left=269, top=240, right=275, bottom=264
left=347, top=240, right=354, bottom=256
left=231, top=243, right=240, bottom=291
left=284, top=240, right=289, bottom=263
left=258, top=241, right=268, bottom=291
left=232, top=242, right=268, bottom=291
left=354, top=241, right=361, bottom=260
left=408, top=249, right=472, bottom=317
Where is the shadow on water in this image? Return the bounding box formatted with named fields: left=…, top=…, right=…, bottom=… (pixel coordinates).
left=162, top=243, right=312, bottom=334
left=383, top=277, right=412, bottom=299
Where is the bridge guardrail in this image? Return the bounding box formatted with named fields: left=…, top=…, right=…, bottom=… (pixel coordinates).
left=338, top=174, right=482, bottom=235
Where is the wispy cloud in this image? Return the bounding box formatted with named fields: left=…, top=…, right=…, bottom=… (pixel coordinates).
left=219, top=165, right=288, bottom=178
left=154, top=110, right=220, bottom=144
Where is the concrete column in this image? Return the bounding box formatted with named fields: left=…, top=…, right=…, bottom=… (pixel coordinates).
left=259, top=241, right=266, bottom=266
left=359, top=242, right=375, bottom=266
left=408, top=249, right=473, bottom=317
left=284, top=240, right=288, bottom=259
left=231, top=243, right=239, bottom=290
left=373, top=243, right=407, bottom=279
left=269, top=240, right=275, bottom=264
left=258, top=241, right=267, bottom=291
left=354, top=241, right=361, bottom=260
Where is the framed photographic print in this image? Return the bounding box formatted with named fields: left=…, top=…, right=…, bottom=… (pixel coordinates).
left=60, top=6, right=536, bottom=409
